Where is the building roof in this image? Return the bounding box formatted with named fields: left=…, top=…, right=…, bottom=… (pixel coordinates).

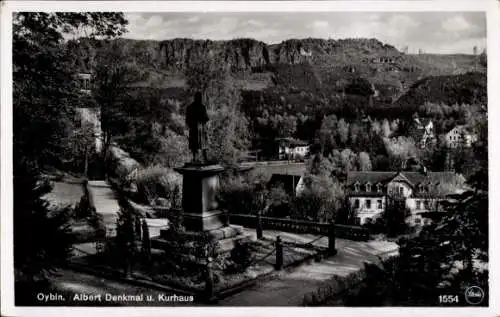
left=346, top=172, right=397, bottom=186
left=346, top=171, right=466, bottom=197
left=408, top=117, right=433, bottom=141
left=276, top=138, right=309, bottom=147
left=447, top=125, right=474, bottom=135
left=269, top=174, right=302, bottom=194
left=249, top=162, right=306, bottom=177
left=401, top=171, right=465, bottom=186
left=242, top=162, right=306, bottom=184
left=420, top=118, right=432, bottom=127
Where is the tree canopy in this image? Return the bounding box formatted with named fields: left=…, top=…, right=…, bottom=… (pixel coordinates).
left=13, top=12, right=128, bottom=287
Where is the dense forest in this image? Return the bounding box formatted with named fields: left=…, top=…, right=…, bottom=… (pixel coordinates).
left=65, top=37, right=487, bottom=178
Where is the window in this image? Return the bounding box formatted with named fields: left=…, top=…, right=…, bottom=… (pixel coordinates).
left=366, top=183, right=371, bottom=192
left=424, top=219, right=431, bottom=225
left=354, top=183, right=360, bottom=192
left=376, top=183, right=382, bottom=193
left=354, top=199, right=360, bottom=208
left=354, top=217, right=361, bottom=225
left=366, top=199, right=372, bottom=209
left=416, top=200, right=422, bottom=210
left=415, top=218, right=422, bottom=224
left=424, top=200, right=430, bottom=209
left=399, top=186, right=404, bottom=195
left=377, top=200, right=382, bottom=209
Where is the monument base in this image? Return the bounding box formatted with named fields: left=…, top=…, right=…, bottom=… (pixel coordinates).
left=152, top=224, right=252, bottom=254
left=174, top=163, right=226, bottom=231
left=182, top=210, right=228, bottom=232
left=160, top=162, right=251, bottom=263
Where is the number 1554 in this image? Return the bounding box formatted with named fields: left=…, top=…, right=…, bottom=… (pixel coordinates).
left=439, top=295, right=459, bottom=304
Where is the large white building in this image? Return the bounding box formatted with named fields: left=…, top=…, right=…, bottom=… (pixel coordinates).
left=346, top=171, right=466, bottom=226
left=277, top=138, right=310, bottom=161
left=445, top=125, right=478, bottom=148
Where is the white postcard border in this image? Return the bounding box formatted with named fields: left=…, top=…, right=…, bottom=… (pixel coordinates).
left=1, top=1, right=498, bottom=316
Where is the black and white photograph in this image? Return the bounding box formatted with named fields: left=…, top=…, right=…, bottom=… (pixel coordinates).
left=0, top=1, right=496, bottom=315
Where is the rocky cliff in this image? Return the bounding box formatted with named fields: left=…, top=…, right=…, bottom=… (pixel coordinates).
left=73, top=37, right=404, bottom=71
left=71, top=37, right=485, bottom=97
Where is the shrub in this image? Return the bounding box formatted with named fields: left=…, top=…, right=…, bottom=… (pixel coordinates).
left=290, top=174, right=344, bottom=222
left=217, top=175, right=254, bottom=215
left=105, top=145, right=141, bottom=183
left=159, top=215, right=223, bottom=281
left=227, top=240, right=253, bottom=273
left=135, top=165, right=182, bottom=205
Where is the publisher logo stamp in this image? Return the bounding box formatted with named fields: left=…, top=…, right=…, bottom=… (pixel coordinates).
left=464, top=286, right=484, bottom=305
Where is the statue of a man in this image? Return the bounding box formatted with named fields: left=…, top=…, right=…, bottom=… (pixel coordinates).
left=186, top=92, right=209, bottom=163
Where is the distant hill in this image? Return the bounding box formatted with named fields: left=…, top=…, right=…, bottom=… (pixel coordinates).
left=395, top=72, right=487, bottom=110
left=70, top=37, right=486, bottom=105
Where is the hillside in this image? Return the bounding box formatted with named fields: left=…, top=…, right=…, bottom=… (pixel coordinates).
left=70, top=37, right=486, bottom=102
left=395, top=71, right=487, bottom=110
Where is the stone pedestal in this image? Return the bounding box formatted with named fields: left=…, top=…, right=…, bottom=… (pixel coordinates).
left=155, top=163, right=252, bottom=255
left=174, top=163, right=226, bottom=232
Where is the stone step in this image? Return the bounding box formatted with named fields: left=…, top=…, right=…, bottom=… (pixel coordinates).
left=151, top=232, right=253, bottom=255
left=160, top=225, right=244, bottom=241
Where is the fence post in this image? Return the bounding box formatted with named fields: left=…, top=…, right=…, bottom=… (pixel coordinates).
left=275, top=236, right=283, bottom=270
left=328, top=222, right=338, bottom=256
left=224, top=210, right=230, bottom=226
left=256, top=210, right=263, bottom=240
left=204, top=256, right=215, bottom=302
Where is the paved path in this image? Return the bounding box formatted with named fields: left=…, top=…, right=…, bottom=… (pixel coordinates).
left=88, top=180, right=120, bottom=237
left=78, top=182, right=400, bottom=306
left=220, top=229, right=399, bottom=306
left=44, top=177, right=84, bottom=209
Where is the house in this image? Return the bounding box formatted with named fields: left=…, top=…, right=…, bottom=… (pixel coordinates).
left=244, top=161, right=306, bottom=196
left=346, top=170, right=466, bottom=226
left=408, top=115, right=436, bottom=148
left=300, top=47, right=313, bottom=57
left=76, top=72, right=92, bottom=94
left=277, top=138, right=310, bottom=161
left=269, top=174, right=305, bottom=196
left=445, top=125, right=478, bottom=148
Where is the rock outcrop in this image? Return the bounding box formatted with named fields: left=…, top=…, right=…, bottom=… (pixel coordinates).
left=73, top=37, right=404, bottom=73
left=70, top=37, right=485, bottom=97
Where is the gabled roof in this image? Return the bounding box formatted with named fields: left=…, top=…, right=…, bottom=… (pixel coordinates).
left=421, top=118, right=432, bottom=127
left=401, top=172, right=465, bottom=187
left=277, top=138, right=309, bottom=147
left=346, top=171, right=466, bottom=197
left=347, top=171, right=464, bottom=186
left=391, top=172, right=413, bottom=185
left=245, top=162, right=306, bottom=183
left=346, top=172, right=397, bottom=186
left=269, top=174, right=302, bottom=194
left=447, top=125, right=474, bottom=135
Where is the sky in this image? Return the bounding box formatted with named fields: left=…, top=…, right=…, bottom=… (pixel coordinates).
left=123, top=12, right=486, bottom=54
